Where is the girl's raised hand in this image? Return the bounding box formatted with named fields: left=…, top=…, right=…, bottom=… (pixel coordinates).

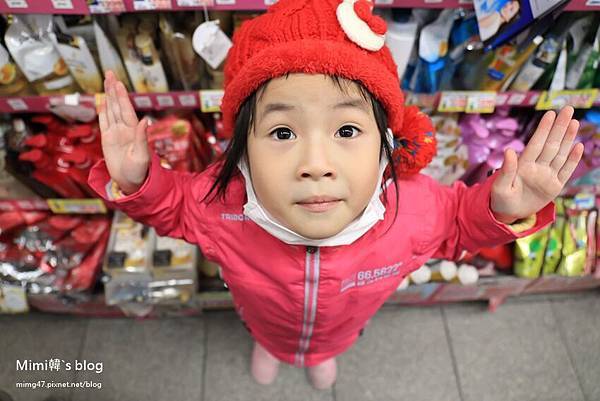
left=98, top=70, right=150, bottom=195
left=490, top=106, right=584, bottom=224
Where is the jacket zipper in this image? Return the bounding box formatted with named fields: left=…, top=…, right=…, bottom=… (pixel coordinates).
left=295, top=245, right=320, bottom=367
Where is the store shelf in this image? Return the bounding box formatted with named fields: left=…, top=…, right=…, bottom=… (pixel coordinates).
left=0, top=91, right=211, bottom=114
left=410, top=89, right=600, bottom=112
left=0, top=0, right=91, bottom=14
left=392, top=0, right=600, bottom=10
left=0, top=0, right=597, bottom=15
left=0, top=198, right=107, bottom=214
left=2, top=89, right=599, bottom=115
left=21, top=273, right=600, bottom=316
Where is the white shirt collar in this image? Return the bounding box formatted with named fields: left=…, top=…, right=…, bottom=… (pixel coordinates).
left=237, top=128, right=395, bottom=247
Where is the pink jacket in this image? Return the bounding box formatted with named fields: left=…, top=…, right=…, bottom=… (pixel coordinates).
left=89, top=154, right=555, bottom=367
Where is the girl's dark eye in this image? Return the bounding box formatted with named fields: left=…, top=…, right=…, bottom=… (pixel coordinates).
left=336, top=125, right=361, bottom=138
left=270, top=128, right=296, bottom=141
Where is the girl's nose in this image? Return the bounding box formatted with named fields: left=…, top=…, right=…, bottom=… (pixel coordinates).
left=296, top=142, right=337, bottom=180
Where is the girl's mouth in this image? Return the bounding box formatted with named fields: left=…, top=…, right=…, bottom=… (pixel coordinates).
left=296, top=196, right=342, bottom=213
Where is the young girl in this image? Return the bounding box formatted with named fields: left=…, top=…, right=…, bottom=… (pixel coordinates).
left=89, top=0, right=583, bottom=390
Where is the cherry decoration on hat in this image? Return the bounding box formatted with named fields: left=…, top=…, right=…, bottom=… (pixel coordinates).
left=336, top=0, right=387, bottom=51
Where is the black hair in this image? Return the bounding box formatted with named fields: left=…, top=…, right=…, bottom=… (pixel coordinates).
left=202, top=74, right=400, bottom=225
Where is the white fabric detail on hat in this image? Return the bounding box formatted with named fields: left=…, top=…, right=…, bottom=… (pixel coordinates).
left=336, top=0, right=385, bottom=52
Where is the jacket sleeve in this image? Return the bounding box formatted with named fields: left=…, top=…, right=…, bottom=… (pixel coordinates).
left=87, top=153, right=219, bottom=260
left=425, top=171, right=556, bottom=261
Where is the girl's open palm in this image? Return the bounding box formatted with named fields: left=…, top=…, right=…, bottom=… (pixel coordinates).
left=491, top=106, right=584, bottom=224
left=98, top=70, right=150, bottom=195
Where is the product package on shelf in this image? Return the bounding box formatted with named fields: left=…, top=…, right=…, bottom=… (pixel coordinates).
left=420, top=112, right=469, bottom=185
left=3, top=115, right=103, bottom=198
left=50, top=16, right=103, bottom=95
left=0, top=118, right=37, bottom=199
left=93, top=18, right=132, bottom=91
left=0, top=8, right=597, bottom=107
left=103, top=211, right=199, bottom=316
left=395, top=9, right=600, bottom=94
left=567, top=109, right=600, bottom=190
left=473, top=0, right=568, bottom=49
left=451, top=108, right=529, bottom=185
left=514, top=194, right=598, bottom=279
left=398, top=105, right=599, bottom=298
left=0, top=211, right=110, bottom=304
left=147, top=114, right=199, bottom=173
left=0, top=42, right=34, bottom=97
left=4, top=15, right=80, bottom=96
left=158, top=13, right=207, bottom=91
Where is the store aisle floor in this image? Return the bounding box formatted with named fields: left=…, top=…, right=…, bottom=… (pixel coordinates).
left=1, top=291, right=599, bottom=401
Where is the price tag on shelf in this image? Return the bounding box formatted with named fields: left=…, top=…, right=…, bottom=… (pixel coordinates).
left=0, top=284, right=29, bottom=314
left=18, top=199, right=49, bottom=210
left=88, top=0, right=126, bottom=13
left=200, top=90, right=224, bottom=113
left=133, top=0, right=170, bottom=10
left=64, top=93, right=80, bottom=106
left=0, top=199, right=49, bottom=211
left=507, top=92, right=527, bottom=106
left=465, top=91, right=496, bottom=114
left=404, top=92, right=418, bottom=106
left=535, top=89, right=598, bottom=110
left=495, top=93, right=509, bottom=106
left=133, top=0, right=154, bottom=9
left=0, top=201, right=15, bottom=211
left=156, top=95, right=175, bottom=108
left=438, top=91, right=468, bottom=112
left=215, top=0, right=235, bottom=4
left=527, top=93, right=541, bottom=105
left=47, top=199, right=107, bottom=214
left=7, top=98, right=28, bottom=111
left=405, top=92, right=437, bottom=108
left=419, top=93, right=438, bottom=109
left=133, top=95, right=152, bottom=109
left=374, top=0, right=393, bottom=4
left=178, top=94, right=198, bottom=107
left=177, top=0, right=213, bottom=6
left=4, top=0, right=28, bottom=8
left=51, top=0, right=73, bottom=9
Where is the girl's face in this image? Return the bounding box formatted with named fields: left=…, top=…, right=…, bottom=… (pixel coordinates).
left=247, top=73, right=382, bottom=240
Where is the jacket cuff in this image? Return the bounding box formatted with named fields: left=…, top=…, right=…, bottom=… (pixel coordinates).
left=481, top=172, right=556, bottom=240
left=88, top=153, right=164, bottom=208
left=504, top=214, right=537, bottom=233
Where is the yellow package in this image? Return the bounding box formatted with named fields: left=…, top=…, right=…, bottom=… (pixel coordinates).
left=514, top=227, right=550, bottom=278
left=557, top=203, right=588, bottom=277
left=0, top=43, right=34, bottom=96
left=542, top=198, right=565, bottom=275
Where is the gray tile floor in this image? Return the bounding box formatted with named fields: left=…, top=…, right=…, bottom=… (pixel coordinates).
left=1, top=291, right=599, bottom=401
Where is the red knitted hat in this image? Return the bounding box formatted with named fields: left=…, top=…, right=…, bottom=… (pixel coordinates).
left=221, top=0, right=437, bottom=174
